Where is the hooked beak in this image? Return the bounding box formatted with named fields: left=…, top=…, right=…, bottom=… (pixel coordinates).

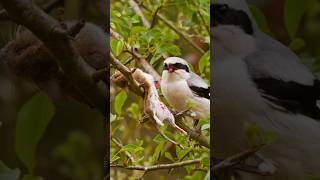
left=168, top=67, right=175, bottom=73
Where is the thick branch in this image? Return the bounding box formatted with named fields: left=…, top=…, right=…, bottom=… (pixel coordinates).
left=0, top=0, right=107, bottom=117
left=110, top=53, right=144, bottom=97
left=111, top=159, right=200, bottom=172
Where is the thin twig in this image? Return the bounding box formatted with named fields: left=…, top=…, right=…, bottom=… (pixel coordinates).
left=128, top=0, right=150, bottom=28
left=0, top=0, right=108, bottom=117
left=111, top=138, right=135, bottom=163
left=138, top=1, right=205, bottom=54
left=150, top=5, right=161, bottom=29
left=213, top=146, right=263, bottom=172
left=111, top=159, right=201, bottom=172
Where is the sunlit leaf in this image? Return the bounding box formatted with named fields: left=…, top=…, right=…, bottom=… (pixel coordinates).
left=114, top=91, right=127, bottom=115
left=164, top=152, right=175, bottom=162
left=198, top=51, right=210, bottom=74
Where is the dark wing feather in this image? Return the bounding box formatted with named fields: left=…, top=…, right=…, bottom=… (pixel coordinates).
left=187, top=73, right=210, bottom=99
left=189, top=86, right=210, bottom=99
left=254, top=78, right=320, bottom=119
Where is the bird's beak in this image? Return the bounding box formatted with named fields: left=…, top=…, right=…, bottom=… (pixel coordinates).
left=168, top=67, right=175, bottom=73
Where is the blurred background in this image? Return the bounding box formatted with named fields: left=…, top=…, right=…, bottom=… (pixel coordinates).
left=0, top=0, right=108, bottom=179
left=248, top=0, right=320, bottom=75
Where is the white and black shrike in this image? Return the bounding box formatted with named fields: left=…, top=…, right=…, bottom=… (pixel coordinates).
left=161, top=57, right=210, bottom=120
left=212, top=0, right=320, bottom=179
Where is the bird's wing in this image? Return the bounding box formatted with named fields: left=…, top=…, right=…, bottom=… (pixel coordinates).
left=253, top=78, right=320, bottom=119
left=187, top=73, right=210, bottom=99
left=247, top=32, right=315, bottom=85
left=245, top=34, right=320, bottom=119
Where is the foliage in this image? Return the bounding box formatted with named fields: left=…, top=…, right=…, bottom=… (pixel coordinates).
left=110, top=0, right=210, bottom=179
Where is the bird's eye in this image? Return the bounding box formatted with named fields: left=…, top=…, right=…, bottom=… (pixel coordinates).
left=163, top=63, right=168, bottom=70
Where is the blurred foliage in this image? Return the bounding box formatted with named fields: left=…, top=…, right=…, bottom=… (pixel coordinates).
left=0, top=0, right=106, bottom=180
left=110, top=0, right=210, bottom=179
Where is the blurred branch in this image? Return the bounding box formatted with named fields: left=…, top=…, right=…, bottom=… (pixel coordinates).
left=0, top=0, right=64, bottom=21
left=137, top=0, right=205, bottom=54
left=42, top=0, right=64, bottom=12
left=213, top=146, right=264, bottom=172
left=0, top=0, right=108, bottom=117
left=110, top=159, right=200, bottom=172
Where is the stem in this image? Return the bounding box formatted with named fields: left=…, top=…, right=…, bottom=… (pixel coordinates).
left=111, top=159, right=201, bottom=172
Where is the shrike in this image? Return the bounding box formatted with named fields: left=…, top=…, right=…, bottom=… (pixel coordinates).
left=160, top=57, right=210, bottom=120
left=212, top=0, right=320, bottom=179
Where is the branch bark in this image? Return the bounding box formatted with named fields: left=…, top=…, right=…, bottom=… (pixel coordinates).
left=0, top=0, right=108, bottom=117
left=110, top=159, right=200, bottom=172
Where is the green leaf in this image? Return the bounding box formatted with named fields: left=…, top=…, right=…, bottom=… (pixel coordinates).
left=198, top=51, right=210, bottom=74
left=0, top=161, right=20, bottom=180
left=114, top=91, right=127, bottom=115
left=15, top=93, right=55, bottom=173
left=152, top=141, right=164, bottom=163
left=110, top=39, right=124, bottom=56
left=203, top=170, right=210, bottom=180
left=153, top=134, right=166, bottom=143
left=289, top=38, right=306, bottom=51
left=184, top=171, right=202, bottom=180
left=164, top=152, right=175, bottom=162
left=284, top=0, right=308, bottom=38
left=110, top=155, right=120, bottom=163
left=249, top=5, right=273, bottom=36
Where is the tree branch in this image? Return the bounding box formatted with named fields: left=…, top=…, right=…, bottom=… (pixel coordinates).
left=128, top=0, right=150, bottom=28
left=213, top=146, right=263, bottom=172
left=137, top=1, right=205, bottom=54
left=110, top=159, right=200, bottom=172
left=110, top=53, right=144, bottom=97
left=0, top=0, right=108, bottom=117
left=111, top=137, right=135, bottom=163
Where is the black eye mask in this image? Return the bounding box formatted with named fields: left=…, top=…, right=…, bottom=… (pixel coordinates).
left=211, top=3, right=254, bottom=35
left=163, top=63, right=189, bottom=72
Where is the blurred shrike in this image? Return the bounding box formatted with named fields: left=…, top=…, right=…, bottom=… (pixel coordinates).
left=212, top=0, right=320, bottom=179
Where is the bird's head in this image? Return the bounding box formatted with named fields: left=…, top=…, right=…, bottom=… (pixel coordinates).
left=162, top=57, right=190, bottom=81
left=211, top=0, right=257, bottom=58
